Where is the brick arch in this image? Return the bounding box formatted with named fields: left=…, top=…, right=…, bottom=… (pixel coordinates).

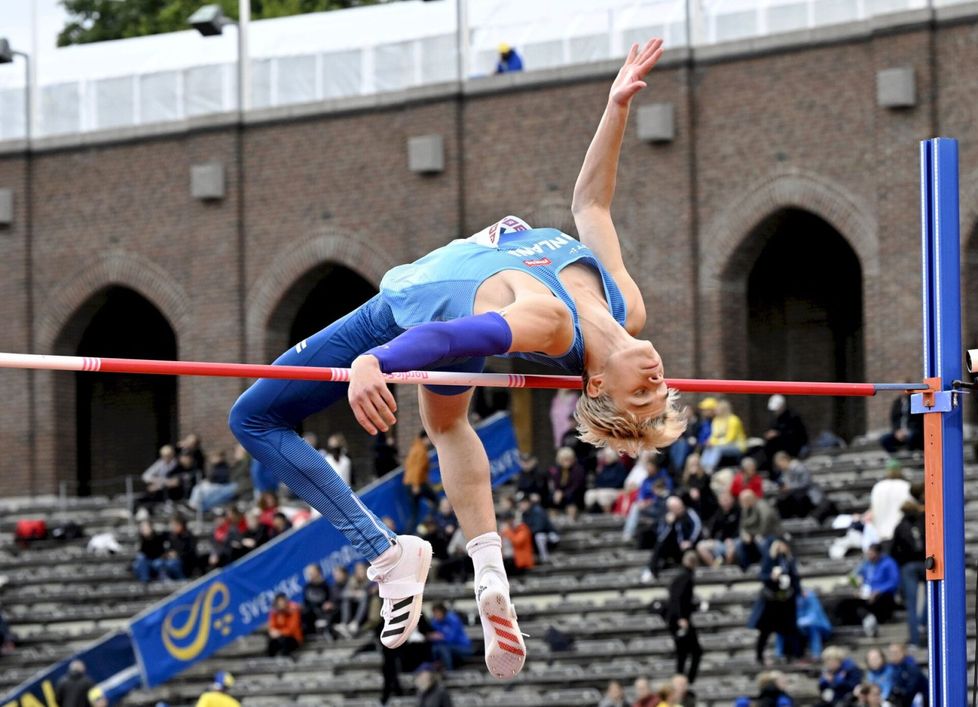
left=700, top=168, right=879, bottom=287
left=36, top=250, right=193, bottom=353
left=245, top=230, right=398, bottom=362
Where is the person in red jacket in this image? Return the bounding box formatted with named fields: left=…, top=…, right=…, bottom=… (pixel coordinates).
left=730, top=458, right=764, bottom=499
left=267, top=593, right=304, bottom=657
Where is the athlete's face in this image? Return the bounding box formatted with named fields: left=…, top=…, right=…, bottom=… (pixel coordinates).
left=592, top=339, right=668, bottom=418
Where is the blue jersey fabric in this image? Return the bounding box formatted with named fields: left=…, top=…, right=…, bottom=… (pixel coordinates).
left=380, top=228, right=627, bottom=372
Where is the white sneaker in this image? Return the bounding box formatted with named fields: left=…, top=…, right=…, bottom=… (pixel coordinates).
left=475, top=570, right=526, bottom=680
left=640, top=568, right=654, bottom=584
left=368, top=535, right=432, bottom=649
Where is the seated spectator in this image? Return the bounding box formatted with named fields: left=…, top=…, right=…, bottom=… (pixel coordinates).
left=208, top=508, right=246, bottom=569
left=428, top=602, right=473, bottom=671
left=256, top=491, right=279, bottom=527
left=585, top=447, right=629, bottom=512
left=549, top=446, right=586, bottom=518
left=833, top=544, right=899, bottom=636
left=763, top=395, right=808, bottom=470
left=165, top=450, right=200, bottom=502
left=645, top=496, right=702, bottom=580
left=623, top=450, right=657, bottom=494
left=696, top=490, right=740, bottom=566
left=518, top=494, right=559, bottom=562
left=664, top=407, right=700, bottom=475
left=515, top=452, right=550, bottom=505
left=499, top=513, right=535, bottom=574
left=870, top=460, right=912, bottom=542
left=414, top=663, right=453, bottom=707
left=736, top=490, right=782, bottom=570
left=778, top=588, right=831, bottom=660
left=817, top=646, right=863, bottom=707
left=189, top=451, right=239, bottom=513
left=880, top=393, right=924, bottom=454
left=773, top=451, right=827, bottom=520
left=700, top=400, right=746, bottom=471
left=337, top=562, right=371, bottom=638
left=680, top=454, right=717, bottom=525
left=863, top=648, right=893, bottom=701
left=886, top=642, right=926, bottom=706
left=622, top=465, right=672, bottom=542
left=433, top=498, right=458, bottom=544
left=756, top=670, right=793, bottom=707
left=55, top=660, right=94, bottom=707
left=240, top=508, right=269, bottom=555
left=266, top=593, right=303, bottom=657
left=750, top=539, right=802, bottom=665
left=135, top=445, right=177, bottom=512
left=854, top=683, right=883, bottom=707
left=695, top=397, right=717, bottom=449
left=373, top=431, right=399, bottom=479
left=166, top=514, right=200, bottom=579
left=652, top=682, right=674, bottom=707
left=890, top=499, right=925, bottom=646
left=670, top=674, right=694, bottom=707
left=632, top=677, right=655, bottom=707
left=195, top=671, right=239, bottom=707
left=495, top=43, right=524, bottom=74
left=268, top=511, right=292, bottom=541
left=324, top=433, right=352, bottom=486
left=730, top=457, right=764, bottom=500
left=132, top=520, right=175, bottom=583
left=598, top=680, right=626, bottom=707
left=178, top=433, right=206, bottom=470
left=301, top=564, right=336, bottom=639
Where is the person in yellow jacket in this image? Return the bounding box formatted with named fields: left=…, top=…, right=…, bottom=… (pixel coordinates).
left=700, top=400, right=747, bottom=471
left=195, top=671, right=240, bottom=707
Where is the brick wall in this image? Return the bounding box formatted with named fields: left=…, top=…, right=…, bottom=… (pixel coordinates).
left=1, top=16, right=976, bottom=495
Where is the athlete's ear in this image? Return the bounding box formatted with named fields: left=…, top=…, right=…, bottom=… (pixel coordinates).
left=585, top=372, right=604, bottom=398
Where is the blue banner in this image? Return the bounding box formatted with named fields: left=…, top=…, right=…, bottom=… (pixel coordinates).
left=129, top=412, right=520, bottom=688
left=1, top=631, right=140, bottom=706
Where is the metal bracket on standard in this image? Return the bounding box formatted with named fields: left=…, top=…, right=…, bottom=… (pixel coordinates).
left=913, top=377, right=946, bottom=581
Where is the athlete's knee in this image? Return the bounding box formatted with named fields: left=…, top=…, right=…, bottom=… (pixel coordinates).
left=228, top=387, right=268, bottom=442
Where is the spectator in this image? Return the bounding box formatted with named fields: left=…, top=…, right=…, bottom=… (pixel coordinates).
left=228, top=444, right=253, bottom=501
left=586, top=447, right=629, bottom=512
left=890, top=499, right=925, bottom=646
left=652, top=682, right=674, bottom=707
left=324, top=433, right=352, bottom=486
left=550, top=389, right=579, bottom=449
left=266, top=593, right=303, bottom=657
left=886, top=642, right=926, bottom=707
left=632, top=677, right=655, bottom=707
left=301, top=564, right=336, bottom=638
left=786, top=588, right=832, bottom=660
left=773, top=451, right=826, bottom=520
left=136, top=445, right=177, bottom=511
left=700, top=400, right=746, bottom=471
left=664, top=407, right=698, bottom=475
left=517, top=494, right=559, bottom=562
left=622, top=465, right=671, bottom=542
left=665, top=551, right=703, bottom=683
left=415, top=663, right=453, bottom=707
left=856, top=544, right=900, bottom=637
left=763, top=394, right=809, bottom=467
left=549, top=446, right=586, bottom=518
left=87, top=687, right=108, bottom=707
left=499, top=513, right=534, bottom=573
left=623, top=450, right=657, bottom=494
left=854, top=683, right=883, bottom=707
left=645, top=496, right=702, bottom=580
left=817, top=646, right=863, bottom=707
left=268, top=512, right=292, bottom=541
left=863, top=648, right=894, bottom=702
left=696, top=490, right=740, bottom=566
left=515, top=453, right=550, bottom=505
left=750, top=540, right=802, bottom=665
left=670, top=674, right=695, bottom=707
left=257, top=491, right=279, bottom=528
left=337, top=562, right=372, bottom=637
left=240, top=508, right=269, bottom=554
left=730, top=457, right=764, bottom=500
left=870, top=460, right=912, bottom=542
left=880, top=393, right=924, bottom=454
left=494, top=43, right=524, bottom=74
left=132, top=520, right=176, bottom=583
left=195, top=671, right=240, bottom=707
left=756, top=670, right=793, bottom=706
left=428, top=603, right=473, bottom=671
left=189, top=451, right=239, bottom=513
left=680, top=453, right=717, bottom=525
left=695, top=397, right=717, bottom=449
left=167, top=450, right=200, bottom=502
left=166, top=514, right=199, bottom=578
left=404, top=431, right=437, bottom=531
left=599, top=680, right=627, bottom=707
left=178, top=433, right=206, bottom=470
left=54, top=660, right=94, bottom=707
left=373, top=432, right=400, bottom=478
left=736, top=490, right=782, bottom=571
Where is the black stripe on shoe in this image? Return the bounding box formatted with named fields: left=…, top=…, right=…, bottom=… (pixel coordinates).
left=392, top=597, right=413, bottom=611
left=382, top=626, right=406, bottom=638
left=387, top=612, right=409, bottom=625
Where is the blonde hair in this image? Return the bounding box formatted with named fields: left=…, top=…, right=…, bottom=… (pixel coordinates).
left=575, top=382, right=687, bottom=456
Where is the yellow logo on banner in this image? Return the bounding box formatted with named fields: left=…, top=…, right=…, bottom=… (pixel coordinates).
left=161, top=582, right=233, bottom=661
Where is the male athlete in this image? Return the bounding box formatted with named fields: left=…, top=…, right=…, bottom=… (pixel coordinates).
left=229, top=38, right=684, bottom=679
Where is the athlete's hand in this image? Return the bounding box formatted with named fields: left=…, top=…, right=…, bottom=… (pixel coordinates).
left=609, top=38, right=664, bottom=107
left=348, top=355, right=398, bottom=435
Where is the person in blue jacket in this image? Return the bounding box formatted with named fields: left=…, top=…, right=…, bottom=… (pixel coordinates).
left=428, top=603, right=473, bottom=671
left=864, top=647, right=894, bottom=701
left=855, top=544, right=900, bottom=636
left=817, top=646, right=863, bottom=706
left=495, top=43, right=524, bottom=74
left=886, top=642, right=927, bottom=706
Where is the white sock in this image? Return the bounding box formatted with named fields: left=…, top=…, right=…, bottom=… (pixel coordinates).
left=369, top=541, right=401, bottom=575
left=466, top=531, right=507, bottom=586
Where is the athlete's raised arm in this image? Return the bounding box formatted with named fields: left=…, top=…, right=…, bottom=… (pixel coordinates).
left=572, top=39, right=663, bottom=312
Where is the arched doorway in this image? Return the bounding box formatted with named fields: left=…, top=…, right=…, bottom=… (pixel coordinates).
left=63, top=287, right=178, bottom=496
left=266, top=263, right=379, bottom=486
left=741, top=209, right=864, bottom=440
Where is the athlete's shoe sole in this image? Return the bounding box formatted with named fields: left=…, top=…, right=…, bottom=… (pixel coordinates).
left=478, top=583, right=526, bottom=679
left=378, top=537, right=432, bottom=650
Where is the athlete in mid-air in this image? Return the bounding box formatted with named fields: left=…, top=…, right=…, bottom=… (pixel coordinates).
left=229, top=38, right=684, bottom=679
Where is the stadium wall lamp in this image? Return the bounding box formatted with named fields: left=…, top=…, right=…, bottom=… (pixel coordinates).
left=189, top=5, right=235, bottom=36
